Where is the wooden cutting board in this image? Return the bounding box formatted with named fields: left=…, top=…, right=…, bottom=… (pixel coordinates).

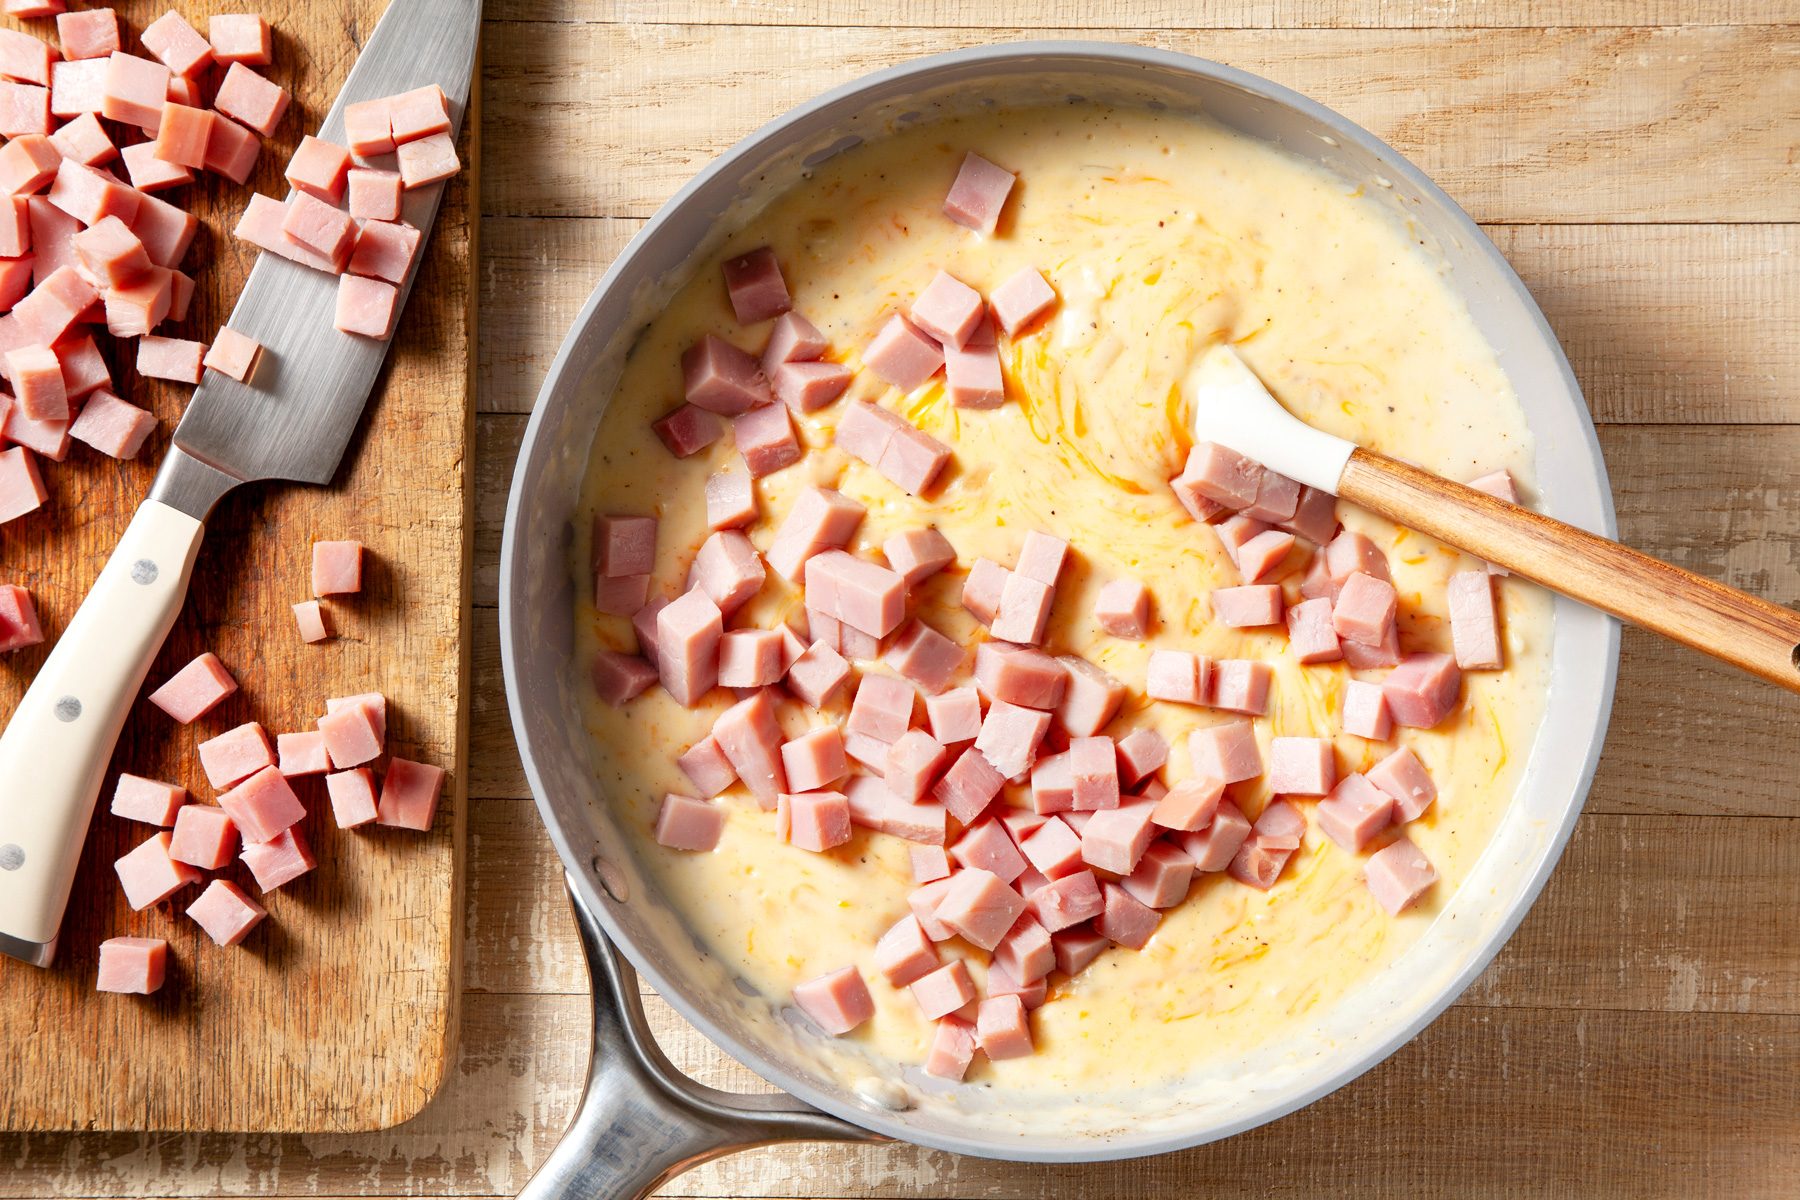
left=0, top=0, right=474, bottom=1133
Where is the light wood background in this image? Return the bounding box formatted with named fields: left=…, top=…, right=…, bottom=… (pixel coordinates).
left=9, top=0, right=1800, bottom=1195
left=0, top=0, right=472, bottom=1137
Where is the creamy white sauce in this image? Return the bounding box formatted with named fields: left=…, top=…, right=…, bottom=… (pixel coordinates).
left=571, top=103, right=1550, bottom=1099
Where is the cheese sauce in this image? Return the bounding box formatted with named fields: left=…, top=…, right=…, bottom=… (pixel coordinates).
left=571, top=103, right=1551, bottom=1095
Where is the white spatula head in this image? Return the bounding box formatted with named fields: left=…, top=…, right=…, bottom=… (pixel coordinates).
left=1185, top=344, right=1356, bottom=494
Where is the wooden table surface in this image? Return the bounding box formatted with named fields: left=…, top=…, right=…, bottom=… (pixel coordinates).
left=8, top=1, right=1799, bottom=1196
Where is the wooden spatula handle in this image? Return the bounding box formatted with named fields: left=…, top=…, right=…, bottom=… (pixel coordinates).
left=1338, top=449, right=1800, bottom=693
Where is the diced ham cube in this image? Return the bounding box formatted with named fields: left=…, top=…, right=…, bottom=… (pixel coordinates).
left=654, top=587, right=722, bottom=707
left=291, top=598, right=332, bottom=644
left=1253, top=799, right=1307, bottom=851
left=793, top=965, right=873, bottom=1036
left=1014, top=532, right=1068, bottom=587
left=325, top=692, right=388, bottom=740
left=1467, top=468, right=1520, bottom=503
left=347, top=218, right=421, bottom=284
left=1027, top=869, right=1103, bottom=934
left=909, top=844, right=952, bottom=884
left=71, top=213, right=148, bottom=288
left=0, top=79, right=48, bottom=137
left=114, top=831, right=201, bottom=910
left=774, top=726, right=842, bottom=794
left=1213, top=583, right=1283, bottom=628
left=1317, top=773, right=1396, bottom=852
left=56, top=11, right=118, bottom=62
left=49, top=59, right=106, bottom=122
left=1227, top=833, right=1294, bottom=891
left=654, top=793, right=725, bottom=852
left=2, top=398, right=68, bottom=462
left=910, top=958, right=976, bottom=1020
left=1382, top=652, right=1463, bottom=729
left=203, top=327, right=261, bottom=382
left=651, top=403, right=723, bottom=459
left=186, top=879, right=267, bottom=947
left=1181, top=442, right=1261, bottom=510
left=975, top=642, right=1065, bottom=710
left=1324, top=529, right=1391, bottom=586
left=1267, top=736, right=1337, bottom=796
left=216, top=764, right=305, bottom=846
left=950, top=817, right=1025, bottom=883
left=1093, top=577, right=1150, bottom=638
left=198, top=720, right=275, bottom=789
left=1341, top=678, right=1392, bottom=740
left=760, top=310, right=827, bottom=371
left=590, top=650, right=657, bottom=708
left=141, top=11, right=213, bottom=78
left=318, top=694, right=383, bottom=768
left=1367, top=745, right=1437, bottom=822
left=778, top=789, right=852, bottom=852
left=1211, top=659, right=1272, bottom=715
left=276, top=730, right=331, bottom=776
left=593, top=573, right=649, bottom=617
left=713, top=688, right=786, bottom=805
left=137, top=335, right=205, bottom=384
left=1068, top=735, right=1120, bottom=811
left=805, top=549, right=905, bottom=638
left=111, top=773, right=186, bottom=826
left=0, top=133, right=57, bottom=196
left=932, top=744, right=1005, bottom=825
left=715, top=629, right=780, bottom=690
left=1189, top=719, right=1261, bottom=784
left=152, top=101, right=212, bottom=170
left=1280, top=485, right=1339, bottom=545
left=208, top=13, right=270, bottom=64
left=1365, top=836, right=1438, bottom=914
left=883, top=620, right=963, bottom=694
left=942, top=151, right=1015, bottom=236
left=1447, top=570, right=1502, bottom=669
left=976, top=993, right=1034, bottom=1059
left=910, top=270, right=984, bottom=348
left=214, top=61, right=288, bottom=135
left=1145, top=649, right=1208, bottom=705
left=168, top=803, right=236, bottom=870
left=991, top=571, right=1053, bottom=645
left=925, top=1014, right=977, bottom=1079
left=988, top=964, right=1047, bottom=1010
left=1080, top=799, right=1156, bottom=874
left=1178, top=800, right=1253, bottom=872
left=934, top=867, right=1026, bottom=951
left=0, top=443, right=44, bottom=521
left=126, top=190, right=197, bottom=265
left=875, top=421, right=951, bottom=496
left=1241, top=468, right=1301, bottom=524
left=6, top=343, right=61, bottom=418
left=873, top=914, right=940, bottom=988
left=333, top=273, right=397, bottom=339
left=696, top=472, right=755, bottom=534
left=386, top=84, right=449, bottom=143
left=883, top=527, right=956, bottom=588
left=241, top=826, right=316, bottom=893
left=831, top=397, right=902, bottom=465
left=1341, top=620, right=1401, bottom=670
left=719, top=245, right=789, bottom=324
left=691, top=529, right=765, bottom=616
left=1236, top=529, right=1295, bottom=584
left=100, top=52, right=168, bottom=131
left=682, top=333, right=770, bottom=415
left=1151, top=776, right=1223, bottom=833
left=1286, top=595, right=1342, bottom=664
left=862, top=313, right=942, bottom=391
left=975, top=699, right=1051, bottom=780
left=782, top=639, right=849, bottom=709
left=731, top=400, right=799, bottom=477
left=147, top=651, right=236, bottom=723
left=770, top=359, right=851, bottom=412
left=1019, top=815, right=1083, bottom=879
left=944, top=336, right=1003, bottom=408
left=1123, top=841, right=1195, bottom=909
left=1049, top=926, right=1106, bottom=977
left=960, top=557, right=1009, bottom=626
left=1096, top=881, right=1159, bottom=949
left=96, top=936, right=167, bottom=994
left=324, top=767, right=379, bottom=828
left=306, top=539, right=362, bottom=596
left=1027, top=748, right=1072, bottom=814
left=765, top=486, right=863, bottom=582
left=1114, top=728, right=1168, bottom=787
left=990, top=266, right=1056, bottom=334
left=1054, top=656, right=1124, bottom=739
left=1333, top=570, right=1398, bottom=646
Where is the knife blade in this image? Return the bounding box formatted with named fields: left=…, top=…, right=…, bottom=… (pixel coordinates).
left=0, top=0, right=481, bottom=968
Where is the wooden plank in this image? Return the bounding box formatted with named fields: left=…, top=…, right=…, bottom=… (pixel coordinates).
left=486, top=0, right=1796, bottom=28
left=466, top=418, right=1800, bottom=817
left=477, top=217, right=1800, bottom=424
left=1, top=993, right=1795, bottom=1197
left=480, top=23, right=1800, bottom=224
left=0, top=1, right=474, bottom=1134
left=462, top=797, right=1800, bottom=1017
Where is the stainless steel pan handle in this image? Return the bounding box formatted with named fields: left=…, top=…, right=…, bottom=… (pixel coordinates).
left=516, top=876, right=881, bottom=1200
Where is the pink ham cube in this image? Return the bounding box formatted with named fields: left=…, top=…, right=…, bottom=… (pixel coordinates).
left=1447, top=570, right=1502, bottom=669
left=0, top=29, right=47, bottom=87
left=684, top=336, right=772, bottom=416
left=0, top=582, right=41, bottom=651
left=1181, top=442, right=1262, bottom=510
left=347, top=166, right=402, bottom=222
left=241, top=826, right=316, bottom=893
left=910, top=270, right=984, bottom=348
left=1267, top=736, right=1337, bottom=796
left=691, top=529, right=765, bottom=616
left=932, top=745, right=1005, bottom=824
left=942, top=151, right=1015, bottom=236
left=883, top=728, right=947, bottom=802
left=910, top=844, right=952, bottom=883
left=137, top=335, right=206, bottom=384
left=282, top=190, right=355, bottom=262
left=777, top=790, right=851, bottom=852
left=1015, top=530, right=1068, bottom=586
left=884, top=620, right=963, bottom=694
left=1241, top=468, right=1301, bottom=524
left=1094, top=577, right=1150, bottom=638
left=198, top=721, right=275, bottom=789
left=1189, top=719, right=1261, bottom=784
left=934, top=867, right=1026, bottom=951
left=72, top=214, right=149, bottom=287
left=1236, top=529, right=1295, bottom=584
left=875, top=421, right=952, bottom=496
left=760, top=310, right=828, bottom=369
left=96, top=937, right=167, bottom=994
left=290, top=598, right=330, bottom=645
left=991, top=571, right=1053, bottom=645
left=1144, top=649, right=1208, bottom=705
left=731, top=400, right=800, bottom=477
left=1281, top=485, right=1339, bottom=545
left=208, top=14, right=271, bottom=65
left=1028, top=750, right=1072, bottom=814
left=873, top=914, right=940, bottom=987
left=1030, top=869, right=1105, bottom=933
left=713, top=689, right=786, bottom=805
left=348, top=218, right=422, bottom=284
left=343, top=95, right=394, bottom=157
left=592, top=650, right=656, bottom=705
left=910, top=958, right=976, bottom=1020
left=1342, top=621, right=1401, bottom=670
left=326, top=692, right=388, bottom=740
left=57, top=11, right=118, bottom=61
left=925, top=1014, right=977, bottom=1079
left=216, top=764, right=304, bottom=844
left=975, top=699, right=1051, bottom=780
left=147, top=651, right=236, bottom=723
left=325, top=768, right=378, bottom=829
left=1324, top=529, right=1391, bottom=588
left=1097, top=881, right=1159, bottom=949
left=720, top=245, right=789, bottom=324
left=1068, top=735, right=1120, bottom=811
left=780, top=726, right=847, bottom=793
left=1215, top=517, right=1270, bottom=567
left=1052, top=926, right=1108, bottom=977
left=771, top=360, right=851, bottom=412
left=202, top=114, right=259, bottom=183
left=1020, top=815, right=1083, bottom=879
left=676, top=736, right=737, bottom=798
left=1367, top=745, right=1437, bottom=822
left=1286, top=596, right=1342, bottom=664
left=1080, top=800, right=1156, bottom=874
left=703, top=470, right=756, bottom=531
left=1211, top=659, right=1272, bottom=715
left=378, top=757, right=445, bottom=831
left=1382, top=652, right=1463, bottom=729
left=1365, top=836, right=1438, bottom=914
left=950, top=817, right=1025, bottom=883
left=67, top=389, right=154, bottom=459
left=0, top=80, right=48, bottom=137
left=975, top=642, right=1066, bottom=709
left=279, top=135, right=351, bottom=204
left=1253, top=797, right=1307, bottom=851
left=805, top=549, right=905, bottom=638
left=7, top=343, right=62, bottom=419
left=1317, top=773, right=1396, bottom=852
left=1151, top=776, right=1223, bottom=833
left=111, top=773, right=186, bottom=826
left=654, top=793, right=725, bottom=852
left=335, top=274, right=399, bottom=338
left=141, top=11, right=213, bottom=78
left=884, top=527, right=956, bottom=587
left=1114, top=728, right=1168, bottom=787
left=793, top=966, right=874, bottom=1036
left=152, top=101, right=213, bottom=171
left=715, top=629, right=781, bottom=689
left=214, top=62, right=288, bottom=135
left=990, top=266, right=1056, bottom=334
left=862, top=313, right=942, bottom=391
left=977, top=993, right=1035, bottom=1060
left=765, top=485, right=864, bottom=580
left=1333, top=570, right=1398, bottom=646
left=960, top=557, right=1009, bottom=626
left=168, top=803, right=236, bottom=870
left=925, top=686, right=982, bottom=745
left=656, top=587, right=723, bottom=707
left=0, top=133, right=58, bottom=196
left=1055, top=656, right=1124, bottom=738
left=650, top=404, right=722, bottom=458
left=115, top=830, right=202, bottom=909
left=1467, top=468, right=1520, bottom=503
left=1228, top=833, right=1294, bottom=892
left=784, top=639, right=851, bottom=708
left=186, top=879, right=267, bottom=947
left=318, top=698, right=382, bottom=768
left=1179, top=800, right=1254, bottom=872
left=1123, top=841, right=1195, bottom=909
left=274, top=729, right=331, bottom=777
left=1342, top=678, right=1392, bottom=740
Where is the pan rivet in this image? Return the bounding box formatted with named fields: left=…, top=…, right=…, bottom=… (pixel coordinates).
left=130, top=559, right=158, bottom=586
left=591, top=855, right=629, bottom=903
left=0, top=844, right=22, bottom=871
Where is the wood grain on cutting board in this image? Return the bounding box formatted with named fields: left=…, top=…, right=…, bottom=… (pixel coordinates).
left=0, top=1, right=474, bottom=1134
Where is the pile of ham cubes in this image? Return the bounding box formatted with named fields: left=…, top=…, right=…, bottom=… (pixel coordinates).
left=591, top=150, right=1517, bottom=1079
left=94, top=537, right=446, bottom=996
left=0, top=4, right=459, bottom=537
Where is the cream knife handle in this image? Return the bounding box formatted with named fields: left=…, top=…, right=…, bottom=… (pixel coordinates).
left=0, top=500, right=204, bottom=961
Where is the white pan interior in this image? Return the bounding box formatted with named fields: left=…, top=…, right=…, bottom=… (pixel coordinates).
left=499, top=43, right=1619, bottom=1161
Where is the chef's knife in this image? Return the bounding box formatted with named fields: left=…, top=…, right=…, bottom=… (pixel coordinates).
left=0, top=0, right=481, bottom=968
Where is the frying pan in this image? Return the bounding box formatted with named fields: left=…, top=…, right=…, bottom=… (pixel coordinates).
left=499, top=42, right=1619, bottom=1198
